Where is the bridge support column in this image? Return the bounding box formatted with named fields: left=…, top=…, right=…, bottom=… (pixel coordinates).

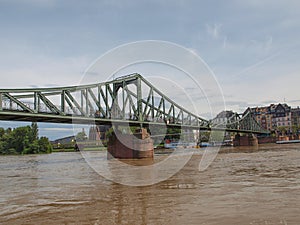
left=233, top=133, right=258, bottom=146
left=107, top=128, right=154, bottom=159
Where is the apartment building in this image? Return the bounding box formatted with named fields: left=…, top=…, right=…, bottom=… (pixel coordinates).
left=245, top=103, right=292, bottom=132
left=211, top=110, right=235, bottom=126
left=291, top=107, right=300, bottom=127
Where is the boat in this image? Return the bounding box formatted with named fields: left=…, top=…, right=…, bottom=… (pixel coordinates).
left=164, top=140, right=196, bottom=149
left=164, top=141, right=179, bottom=149
left=199, top=140, right=233, bottom=147
left=276, top=140, right=300, bottom=144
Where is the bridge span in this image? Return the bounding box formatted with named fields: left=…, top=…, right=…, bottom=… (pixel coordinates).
left=0, top=73, right=268, bottom=134
left=0, top=73, right=270, bottom=159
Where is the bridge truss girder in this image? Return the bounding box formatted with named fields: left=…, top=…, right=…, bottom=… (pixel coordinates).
left=0, top=73, right=209, bottom=129
left=209, top=111, right=269, bottom=134
left=0, top=73, right=270, bottom=134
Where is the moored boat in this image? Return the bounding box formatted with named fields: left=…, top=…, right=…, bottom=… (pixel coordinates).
left=276, top=140, right=300, bottom=144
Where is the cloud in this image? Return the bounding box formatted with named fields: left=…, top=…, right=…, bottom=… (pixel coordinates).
left=1, top=0, right=57, bottom=8
left=260, top=100, right=279, bottom=105
left=0, top=55, right=91, bottom=88
left=232, top=51, right=281, bottom=77
left=29, top=85, right=39, bottom=88
left=206, top=23, right=222, bottom=40
left=265, top=36, right=273, bottom=51
left=222, top=36, right=227, bottom=49
left=289, top=99, right=300, bottom=104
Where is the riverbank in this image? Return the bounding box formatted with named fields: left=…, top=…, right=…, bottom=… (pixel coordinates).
left=52, top=146, right=107, bottom=152
left=3, top=143, right=296, bottom=155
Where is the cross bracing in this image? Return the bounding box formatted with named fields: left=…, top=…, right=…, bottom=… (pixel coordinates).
left=0, top=73, right=269, bottom=134
left=208, top=111, right=269, bottom=134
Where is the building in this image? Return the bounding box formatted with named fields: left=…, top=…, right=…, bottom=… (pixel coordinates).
left=245, top=103, right=292, bottom=133
left=211, top=110, right=235, bottom=126
left=291, top=107, right=300, bottom=127
left=269, top=104, right=292, bottom=130
left=211, top=110, right=236, bottom=140
left=89, top=125, right=111, bottom=141
left=246, top=106, right=272, bottom=131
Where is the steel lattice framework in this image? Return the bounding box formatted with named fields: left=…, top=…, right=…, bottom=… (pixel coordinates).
left=209, top=111, right=269, bottom=134
left=0, top=73, right=269, bottom=134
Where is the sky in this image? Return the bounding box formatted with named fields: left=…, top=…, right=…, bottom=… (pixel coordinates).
left=0, top=0, right=300, bottom=140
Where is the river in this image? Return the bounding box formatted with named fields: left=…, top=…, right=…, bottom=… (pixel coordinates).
left=0, top=144, right=299, bottom=225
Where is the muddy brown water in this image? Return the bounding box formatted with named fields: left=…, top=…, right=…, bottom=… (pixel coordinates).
left=0, top=144, right=299, bottom=225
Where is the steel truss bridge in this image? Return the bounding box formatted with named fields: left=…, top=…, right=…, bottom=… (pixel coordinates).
left=0, top=73, right=268, bottom=135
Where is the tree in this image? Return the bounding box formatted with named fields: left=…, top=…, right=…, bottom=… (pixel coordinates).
left=277, top=126, right=287, bottom=136
left=30, top=122, right=39, bottom=142
left=165, top=127, right=181, bottom=140
left=38, top=137, right=52, bottom=153
left=0, top=124, right=52, bottom=155
left=76, top=130, right=87, bottom=141
left=292, top=125, right=299, bottom=135
left=1, top=128, right=15, bottom=154
left=11, top=126, right=31, bottom=154
left=0, top=127, right=5, bottom=138
left=23, top=140, right=39, bottom=154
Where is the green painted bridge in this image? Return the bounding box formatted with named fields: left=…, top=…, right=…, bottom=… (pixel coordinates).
left=0, top=73, right=269, bottom=134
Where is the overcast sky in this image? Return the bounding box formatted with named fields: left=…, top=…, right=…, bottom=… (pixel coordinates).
left=0, top=0, right=300, bottom=139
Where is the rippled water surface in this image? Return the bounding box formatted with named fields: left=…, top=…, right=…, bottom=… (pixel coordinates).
left=0, top=144, right=299, bottom=225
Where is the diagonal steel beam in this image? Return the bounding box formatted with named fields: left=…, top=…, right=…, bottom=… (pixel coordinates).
left=65, top=91, right=85, bottom=116
left=123, top=85, right=138, bottom=120
left=87, top=88, right=106, bottom=117
left=64, top=95, right=77, bottom=115
left=37, top=93, right=62, bottom=115
left=3, top=93, right=34, bottom=113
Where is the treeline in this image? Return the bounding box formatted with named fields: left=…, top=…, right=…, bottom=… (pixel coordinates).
left=0, top=123, right=52, bottom=155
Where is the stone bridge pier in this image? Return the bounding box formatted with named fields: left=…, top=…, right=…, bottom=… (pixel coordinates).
left=233, top=133, right=258, bottom=146
left=107, top=128, right=154, bottom=159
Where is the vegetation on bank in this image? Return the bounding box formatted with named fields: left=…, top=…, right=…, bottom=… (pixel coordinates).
left=0, top=123, right=52, bottom=155
left=105, top=125, right=182, bottom=146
